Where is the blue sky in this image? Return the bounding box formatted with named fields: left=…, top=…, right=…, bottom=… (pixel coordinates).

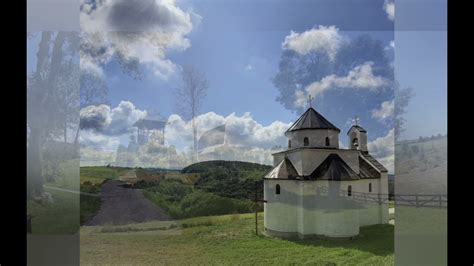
left=395, top=31, right=447, bottom=139
left=27, top=0, right=447, bottom=169
left=94, top=0, right=395, bottom=136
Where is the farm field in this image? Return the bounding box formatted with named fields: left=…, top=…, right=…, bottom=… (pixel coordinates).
left=80, top=213, right=394, bottom=265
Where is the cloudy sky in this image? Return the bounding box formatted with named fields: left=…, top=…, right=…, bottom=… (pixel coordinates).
left=27, top=0, right=446, bottom=173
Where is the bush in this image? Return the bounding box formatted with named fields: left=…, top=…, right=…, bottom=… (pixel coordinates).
left=180, top=191, right=254, bottom=218
left=80, top=194, right=101, bottom=225
left=146, top=179, right=193, bottom=203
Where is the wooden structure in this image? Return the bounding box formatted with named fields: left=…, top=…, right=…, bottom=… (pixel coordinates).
left=133, top=119, right=167, bottom=145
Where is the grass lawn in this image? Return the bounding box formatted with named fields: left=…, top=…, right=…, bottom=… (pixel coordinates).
left=81, top=213, right=394, bottom=265
left=394, top=206, right=447, bottom=265
left=80, top=166, right=129, bottom=185
left=27, top=187, right=79, bottom=234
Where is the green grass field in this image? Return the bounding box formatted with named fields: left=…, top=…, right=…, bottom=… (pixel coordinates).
left=27, top=187, right=80, bottom=234
left=81, top=213, right=394, bottom=265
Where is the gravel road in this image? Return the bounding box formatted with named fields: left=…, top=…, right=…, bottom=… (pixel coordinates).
left=86, top=180, right=172, bottom=226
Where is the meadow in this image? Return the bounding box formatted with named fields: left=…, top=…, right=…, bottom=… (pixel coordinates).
left=80, top=213, right=394, bottom=265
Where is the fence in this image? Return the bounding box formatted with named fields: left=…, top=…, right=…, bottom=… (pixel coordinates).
left=332, top=189, right=446, bottom=208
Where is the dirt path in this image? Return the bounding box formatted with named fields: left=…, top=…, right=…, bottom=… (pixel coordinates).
left=86, top=174, right=172, bottom=226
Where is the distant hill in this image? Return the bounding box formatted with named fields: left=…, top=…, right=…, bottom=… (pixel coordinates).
left=395, top=136, right=447, bottom=194
left=182, top=160, right=272, bottom=174
left=182, top=160, right=272, bottom=200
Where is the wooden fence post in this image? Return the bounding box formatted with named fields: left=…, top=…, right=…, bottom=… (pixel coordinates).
left=255, top=181, right=258, bottom=236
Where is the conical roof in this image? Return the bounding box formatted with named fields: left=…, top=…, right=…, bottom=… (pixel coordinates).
left=264, top=157, right=299, bottom=179
left=286, top=107, right=340, bottom=134
left=307, top=154, right=359, bottom=181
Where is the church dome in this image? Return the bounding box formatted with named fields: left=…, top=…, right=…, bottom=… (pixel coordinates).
left=285, top=107, right=340, bottom=135
left=285, top=107, right=340, bottom=149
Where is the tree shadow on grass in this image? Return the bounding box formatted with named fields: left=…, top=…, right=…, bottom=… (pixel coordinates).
left=284, top=224, right=394, bottom=257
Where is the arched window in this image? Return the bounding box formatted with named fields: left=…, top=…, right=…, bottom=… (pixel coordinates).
left=369, top=183, right=372, bottom=192
left=288, top=140, right=291, bottom=148
left=325, top=137, right=330, bottom=146
left=347, top=185, right=352, bottom=196
left=276, top=184, right=281, bottom=195
left=303, top=137, right=309, bottom=146
left=352, top=138, right=359, bottom=147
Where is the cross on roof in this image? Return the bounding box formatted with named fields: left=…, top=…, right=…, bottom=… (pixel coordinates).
left=352, top=116, right=360, bottom=126
left=308, top=94, right=314, bottom=108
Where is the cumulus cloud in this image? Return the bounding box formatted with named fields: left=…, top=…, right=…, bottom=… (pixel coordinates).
left=80, top=101, right=147, bottom=135
left=80, top=146, right=117, bottom=166
left=384, top=0, right=395, bottom=21
left=372, top=100, right=394, bottom=121
left=282, top=25, right=343, bottom=60
left=79, top=130, right=121, bottom=151
left=80, top=0, right=197, bottom=79
left=80, top=104, right=111, bottom=131
left=294, top=62, right=388, bottom=108
left=368, top=128, right=395, bottom=173
left=165, top=112, right=292, bottom=149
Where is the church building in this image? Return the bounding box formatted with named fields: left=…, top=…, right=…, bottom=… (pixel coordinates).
left=263, top=105, right=389, bottom=239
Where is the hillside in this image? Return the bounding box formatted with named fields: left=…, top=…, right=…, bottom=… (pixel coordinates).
left=182, top=160, right=272, bottom=175
left=395, top=136, right=447, bottom=194
left=133, top=161, right=272, bottom=219
left=182, top=160, right=272, bottom=200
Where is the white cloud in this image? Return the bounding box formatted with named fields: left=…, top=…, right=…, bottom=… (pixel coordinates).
left=384, top=0, right=395, bottom=21
left=164, top=112, right=292, bottom=149
left=294, top=62, right=388, bottom=108
left=282, top=25, right=343, bottom=60
left=80, top=0, right=196, bottom=79
left=80, top=101, right=147, bottom=136
left=79, top=130, right=120, bottom=151
left=80, top=60, right=104, bottom=78
left=80, top=146, right=117, bottom=166
left=368, top=129, right=395, bottom=174
left=372, top=100, right=394, bottom=121
left=245, top=64, right=253, bottom=71
left=385, top=40, right=395, bottom=51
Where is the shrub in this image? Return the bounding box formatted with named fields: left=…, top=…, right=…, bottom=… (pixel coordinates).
left=180, top=191, right=254, bottom=218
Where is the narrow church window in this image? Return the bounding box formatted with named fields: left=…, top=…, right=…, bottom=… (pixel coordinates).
left=325, top=137, right=330, bottom=146
left=276, top=184, right=281, bottom=195
left=352, top=138, right=359, bottom=147
left=348, top=185, right=352, bottom=196
left=288, top=140, right=291, bottom=148
left=369, top=183, right=372, bottom=192
left=304, top=137, right=309, bottom=146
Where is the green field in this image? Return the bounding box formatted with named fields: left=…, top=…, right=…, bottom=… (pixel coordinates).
left=81, top=213, right=394, bottom=265
left=27, top=186, right=80, bottom=234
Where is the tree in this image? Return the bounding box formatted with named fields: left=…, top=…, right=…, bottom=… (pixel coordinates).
left=175, top=65, right=208, bottom=162
left=28, top=32, right=72, bottom=198
left=73, top=70, right=108, bottom=148
left=27, top=31, right=140, bottom=199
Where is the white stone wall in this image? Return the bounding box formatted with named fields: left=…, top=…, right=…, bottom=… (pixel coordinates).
left=287, top=129, right=340, bottom=149
left=264, top=179, right=299, bottom=233
left=264, top=178, right=388, bottom=239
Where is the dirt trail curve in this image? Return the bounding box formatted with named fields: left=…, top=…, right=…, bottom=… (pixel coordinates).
left=86, top=170, right=172, bottom=226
